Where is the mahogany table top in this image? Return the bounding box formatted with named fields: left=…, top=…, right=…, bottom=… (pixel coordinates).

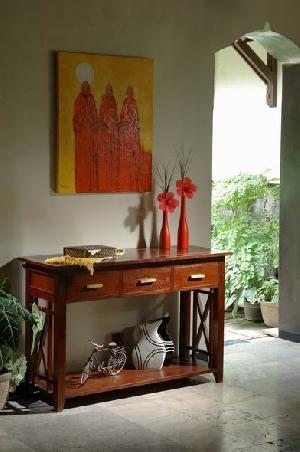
left=19, top=246, right=231, bottom=271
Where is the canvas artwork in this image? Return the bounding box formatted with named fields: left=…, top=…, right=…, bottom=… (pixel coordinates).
left=56, top=52, right=153, bottom=193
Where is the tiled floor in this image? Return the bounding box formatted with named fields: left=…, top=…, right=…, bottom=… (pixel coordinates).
left=1, top=327, right=300, bottom=451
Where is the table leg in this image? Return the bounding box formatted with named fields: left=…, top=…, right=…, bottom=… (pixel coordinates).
left=212, top=260, right=225, bottom=383
left=179, top=291, right=192, bottom=360
left=53, top=282, right=66, bottom=412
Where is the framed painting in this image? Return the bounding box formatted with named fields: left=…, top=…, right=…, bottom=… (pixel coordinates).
left=56, top=52, right=153, bottom=193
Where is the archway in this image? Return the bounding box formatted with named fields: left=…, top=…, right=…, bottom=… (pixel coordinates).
left=211, top=25, right=300, bottom=340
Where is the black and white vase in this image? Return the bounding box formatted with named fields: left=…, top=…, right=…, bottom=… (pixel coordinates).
left=158, top=315, right=175, bottom=366
left=132, top=319, right=166, bottom=370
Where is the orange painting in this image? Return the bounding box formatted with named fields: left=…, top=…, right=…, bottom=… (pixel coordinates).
left=56, top=52, right=153, bottom=193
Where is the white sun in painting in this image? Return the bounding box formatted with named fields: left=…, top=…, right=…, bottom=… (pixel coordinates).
left=75, top=62, right=94, bottom=83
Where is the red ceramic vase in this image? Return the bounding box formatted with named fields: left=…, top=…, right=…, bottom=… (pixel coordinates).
left=159, top=210, right=171, bottom=250
left=177, top=195, right=189, bottom=250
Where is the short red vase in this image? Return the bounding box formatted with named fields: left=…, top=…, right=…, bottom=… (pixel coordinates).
left=159, top=210, right=171, bottom=250
left=177, top=195, right=189, bottom=250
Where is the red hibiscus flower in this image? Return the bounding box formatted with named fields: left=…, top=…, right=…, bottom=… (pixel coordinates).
left=157, top=192, right=179, bottom=213
left=176, top=177, right=198, bottom=198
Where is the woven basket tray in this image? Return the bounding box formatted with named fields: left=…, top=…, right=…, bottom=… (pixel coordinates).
left=63, top=245, right=122, bottom=259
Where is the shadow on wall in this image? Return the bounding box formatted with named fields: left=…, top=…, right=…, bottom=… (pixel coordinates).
left=124, top=192, right=158, bottom=248
left=0, top=259, right=24, bottom=300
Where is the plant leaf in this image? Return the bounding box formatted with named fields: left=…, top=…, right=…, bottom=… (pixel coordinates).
left=0, top=300, right=22, bottom=350
left=6, top=355, right=27, bottom=393
left=0, top=291, right=34, bottom=351
left=31, top=304, right=44, bottom=354
left=0, top=278, right=10, bottom=293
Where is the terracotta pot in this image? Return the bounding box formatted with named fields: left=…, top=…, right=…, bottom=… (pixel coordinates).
left=0, top=372, right=11, bottom=410
left=159, top=210, right=171, bottom=250
left=244, top=301, right=263, bottom=322
left=261, top=302, right=279, bottom=327
left=177, top=195, right=189, bottom=250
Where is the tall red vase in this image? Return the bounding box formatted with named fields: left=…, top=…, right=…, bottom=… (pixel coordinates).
left=177, top=195, right=189, bottom=250
left=159, top=210, right=171, bottom=250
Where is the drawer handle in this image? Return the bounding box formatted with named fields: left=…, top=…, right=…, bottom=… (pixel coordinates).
left=83, top=283, right=104, bottom=291
left=138, top=277, right=157, bottom=285
left=188, top=274, right=206, bottom=280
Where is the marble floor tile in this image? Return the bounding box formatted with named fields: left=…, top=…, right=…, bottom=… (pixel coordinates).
left=134, top=413, right=254, bottom=452
left=102, top=397, right=180, bottom=426
left=187, top=382, right=257, bottom=404
left=196, top=406, right=263, bottom=429
left=143, top=387, right=226, bottom=418
left=228, top=394, right=299, bottom=419
left=0, top=437, right=34, bottom=451
left=219, top=418, right=281, bottom=446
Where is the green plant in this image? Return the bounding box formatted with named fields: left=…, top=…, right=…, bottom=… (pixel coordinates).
left=0, top=278, right=43, bottom=392
left=211, top=174, right=279, bottom=314
left=250, top=278, right=279, bottom=304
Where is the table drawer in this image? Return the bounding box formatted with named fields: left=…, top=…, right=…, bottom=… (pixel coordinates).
left=122, top=267, right=172, bottom=296
left=173, top=262, right=219, bottom=290
left=67, top=271, right=120, bottom=302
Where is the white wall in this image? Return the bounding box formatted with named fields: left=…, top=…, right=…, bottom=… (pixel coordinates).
left=212, top=43, right=281, bottom=180
left=1, top=1, right=300, bottom=368
left=0, top=0, right=212, bottom=371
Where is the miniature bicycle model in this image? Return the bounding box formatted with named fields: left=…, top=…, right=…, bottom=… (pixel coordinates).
left=80, top=338, right=127, bottom=385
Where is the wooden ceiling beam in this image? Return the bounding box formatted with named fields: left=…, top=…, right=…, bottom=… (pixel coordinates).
left=232, top=39, right=277, bottom=107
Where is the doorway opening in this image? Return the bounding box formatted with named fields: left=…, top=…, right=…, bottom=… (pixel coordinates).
left=211, top=27, right=300, bottom=343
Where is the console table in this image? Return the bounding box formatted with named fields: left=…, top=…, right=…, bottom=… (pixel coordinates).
left=20, top=246, right=230, bottom=412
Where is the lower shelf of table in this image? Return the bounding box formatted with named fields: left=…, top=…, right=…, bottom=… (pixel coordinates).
left=35, top=361, right=215, bottom=399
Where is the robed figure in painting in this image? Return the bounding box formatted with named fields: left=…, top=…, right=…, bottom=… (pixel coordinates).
left=119, top=86, right=141, bottom=191
left=73, top=81, right=98, bottom=192
left=98, top=83, right=119, bottom=191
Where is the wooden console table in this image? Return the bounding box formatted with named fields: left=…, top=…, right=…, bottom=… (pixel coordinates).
left=20, top=246, right=230, bottom=412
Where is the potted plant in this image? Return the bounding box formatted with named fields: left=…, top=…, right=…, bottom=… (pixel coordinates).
left=244, top=288, right=264, bottom=322
left=211, top=174, right=279, bottom=317
left=255, top=278, right=279, bottom=327
left=0, top=278, right=43, bottom=410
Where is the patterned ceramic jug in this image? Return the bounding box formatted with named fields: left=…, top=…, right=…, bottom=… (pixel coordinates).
left=132, top=318, right=166, bottom=370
